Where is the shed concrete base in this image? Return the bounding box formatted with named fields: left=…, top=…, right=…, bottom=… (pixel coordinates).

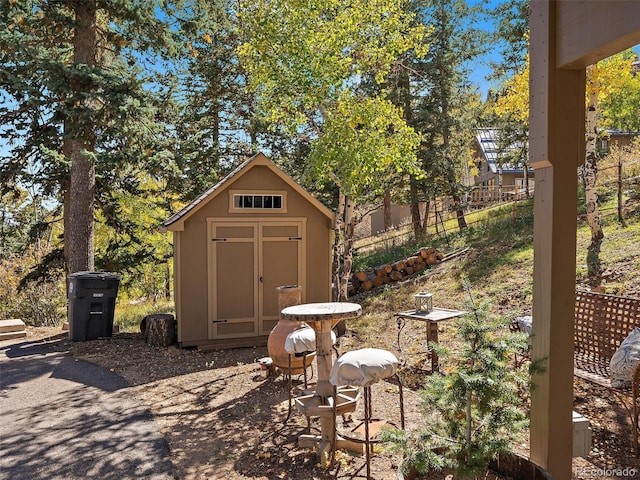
left=191, top=335, right=269, bottom=351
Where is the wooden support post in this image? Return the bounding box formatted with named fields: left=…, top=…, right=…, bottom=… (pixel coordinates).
left=316, top=315, right=335, bottom=466
left=529, top=0, right=640, bottom=475
left=618, top=158, right=626, bottom=226
left=529, top=2, right=585, bottom=478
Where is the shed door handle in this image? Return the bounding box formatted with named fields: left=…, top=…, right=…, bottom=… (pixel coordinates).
left=259, top=276, right=263, bottom=283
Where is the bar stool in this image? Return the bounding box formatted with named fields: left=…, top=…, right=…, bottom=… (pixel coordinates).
left=284, top=326, right=337, bottom=424
left=329, top=348, right=405, bottom=479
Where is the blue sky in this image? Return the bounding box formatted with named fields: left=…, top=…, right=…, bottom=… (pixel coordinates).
left=1, top=3, right=639, bottom=159
left=469, top=60, right=499, bottom=99
left=466, top=0, right=505, bottom=97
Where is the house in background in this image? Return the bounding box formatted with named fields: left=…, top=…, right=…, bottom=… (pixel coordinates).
left=162, top=152, right=334, bottom=349
left=600, top=129, right=640, bottom=152
left=360, top=128, right=536, bottom=236
left=470, top=128, right=535, bottom=206
left=368, top=203, right=419, bottom=236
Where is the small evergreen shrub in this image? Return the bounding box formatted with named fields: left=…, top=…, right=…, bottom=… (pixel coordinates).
left=383, top=285, right=530, bottom=478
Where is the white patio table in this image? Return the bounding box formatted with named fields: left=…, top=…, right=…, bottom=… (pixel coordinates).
left=280, top=302, right=362, bottom=466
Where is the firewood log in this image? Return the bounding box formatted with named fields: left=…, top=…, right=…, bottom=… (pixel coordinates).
left=354, top=271, right=368, bottom=282
left=390, top=271, right=403, bottom=282
left=392, top=260, right=406, bottom=271
left=407, top=255, right=419, bottom=266
left=425, top=251, right=439, bottom=265
left=375, top=264, right=392, bottom=276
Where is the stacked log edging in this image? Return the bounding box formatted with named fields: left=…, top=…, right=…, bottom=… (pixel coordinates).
left=350, top=247, right=443, bottom=294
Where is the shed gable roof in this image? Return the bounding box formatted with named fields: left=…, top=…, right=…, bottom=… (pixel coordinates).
left=162, top=152, right=334, bottom=231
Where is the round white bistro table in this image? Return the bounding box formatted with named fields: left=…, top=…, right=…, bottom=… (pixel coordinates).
left=280, top=302, right=362, bottom=465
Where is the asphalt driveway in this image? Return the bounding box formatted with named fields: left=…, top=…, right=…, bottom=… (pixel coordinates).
left=0, top=336, right=176, bottom=480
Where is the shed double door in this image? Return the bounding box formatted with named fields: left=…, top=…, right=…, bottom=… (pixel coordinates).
left=207, top=219, right=305, bottom=339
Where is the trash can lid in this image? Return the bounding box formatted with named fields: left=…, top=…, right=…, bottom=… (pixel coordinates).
left=68, top=271, right=122, bottom=281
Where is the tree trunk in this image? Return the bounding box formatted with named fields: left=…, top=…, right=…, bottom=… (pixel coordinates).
left=584, top=68, right=604, bottom=243
left=332, top=191, right=354, bottom=336
left=339, top=195, right=355, bottom=302
left=442, top=120, right=466, bottom=232
left=618, top=158, right=626, bottom=227
left=383, top=189, right=392, bottom=231
left=399, top=53, right=424, bottom=239
left=1, top=208, right=5, bottom=254
left=523, top=145, right=531, bottom=199
left=454, top=194, right=467, bottom=231
left=64, top=1, right=97, bottom=275
left=331, top=191, right=346, bottom=302
left=424, top=200, right=431, bottom=232
left=142, top=314, right=176, bottom=347
left=409, top=177, right=424, bottom=238
left=164, top=260, right=171, bottom=300
left=584, top=67, right=604, bottom=287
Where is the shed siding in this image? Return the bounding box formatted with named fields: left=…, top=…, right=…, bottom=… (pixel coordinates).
left=175, top=161, right=332, bottom=345
left=177, top=222, right=209, bottom=342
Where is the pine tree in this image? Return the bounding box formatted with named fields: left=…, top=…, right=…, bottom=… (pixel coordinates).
left=386, top=0, right=485, bottom=237
left=489, top=0, right=529, bottom=81
left=172, top=0, right=257, bottom=202
left=0, top=1, right=197, bottom=279
left=383, top=286, right=530, bottom=478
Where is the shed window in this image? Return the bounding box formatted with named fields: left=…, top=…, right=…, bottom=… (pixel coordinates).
left=233, top=194, right=283, bottom=210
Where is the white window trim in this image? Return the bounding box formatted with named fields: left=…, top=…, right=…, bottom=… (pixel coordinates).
left=228, top=190, right=288, bottom=213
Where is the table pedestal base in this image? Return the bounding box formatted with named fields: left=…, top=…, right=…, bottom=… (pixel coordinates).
left=298, top=419, right=391, bottom=465
left=280, top=302, right=363, bottom=467
left=294, top=386, right=361, bottom=466
left=299, top=434, right=366, bottom=465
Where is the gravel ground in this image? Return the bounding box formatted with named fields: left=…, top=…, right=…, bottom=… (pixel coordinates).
left=3, top=325, right=639, bottom=479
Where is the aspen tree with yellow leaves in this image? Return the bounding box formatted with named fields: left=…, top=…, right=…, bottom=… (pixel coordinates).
left=585, top=64, right=604, bottom=245
left=493, top=48, right=640, bottom=284
left=238, top=0, right=427, bottom=304
left=582, top=52, right=640, bottom=283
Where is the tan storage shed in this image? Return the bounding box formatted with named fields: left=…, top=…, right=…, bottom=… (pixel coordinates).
left=162, top=153, right=335, bottom=348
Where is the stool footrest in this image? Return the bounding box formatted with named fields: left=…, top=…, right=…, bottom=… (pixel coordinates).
left=295, top=386, right=360, bottom=417
left=339, top=418, right=397, bottom=443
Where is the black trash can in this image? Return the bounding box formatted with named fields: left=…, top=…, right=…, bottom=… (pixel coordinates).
left=68, top=271, right=121, bottom=342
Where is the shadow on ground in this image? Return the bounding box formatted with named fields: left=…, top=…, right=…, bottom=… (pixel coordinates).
left=0, top=339, right=176, bottom=480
